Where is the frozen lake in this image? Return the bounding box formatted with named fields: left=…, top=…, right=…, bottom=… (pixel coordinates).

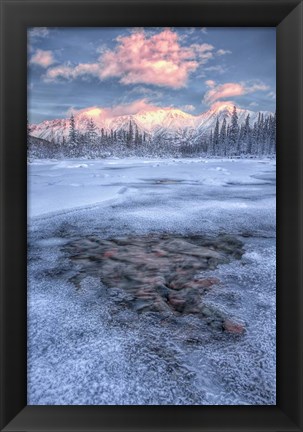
left=27, top=158, right=276, bottom=405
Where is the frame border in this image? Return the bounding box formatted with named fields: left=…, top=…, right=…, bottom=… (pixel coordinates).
left=1, top=0, right=302, bottom=431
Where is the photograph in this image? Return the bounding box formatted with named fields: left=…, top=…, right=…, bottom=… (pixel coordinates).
left=27, top=26, right=276, bottom=405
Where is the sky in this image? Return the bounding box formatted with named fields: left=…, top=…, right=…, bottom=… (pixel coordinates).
left=28, top=27, right=276, bottom=124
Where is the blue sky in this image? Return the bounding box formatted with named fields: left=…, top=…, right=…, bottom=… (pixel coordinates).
left=28, top=27, right=276, bottom=124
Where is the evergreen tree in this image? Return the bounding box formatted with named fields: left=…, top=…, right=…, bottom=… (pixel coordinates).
left=270, top=112, right=276, bottom=154
left=243, top=114, right=251, bottom=154
left=87, top=118, right=97, bottom=143
left=256, top=113, right=263, bottom=155
left=219, top=118, right=227, bottom=156
left=68, top=114, right=78, bottom=157
left=251, top=121, right=258, bottom=155
left=226, top=124, right=231, bottom=155
left=213, top=118, right=220, bottom=156
left=127, top=121, right=133, bottom=147
left=62, top=136, right=66, bottom=146
left=261, top=114, right=265, bottom=154
left=229, top=106, right=239, bottom=155
left=263, top=116, right=270, bottom=154
left=208, top=130, right=214, bottom=155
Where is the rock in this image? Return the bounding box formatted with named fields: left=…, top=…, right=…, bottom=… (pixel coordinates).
left=168, top=294, right=186, bottom=313
left=103, top=250, right=117, bottom=258
left=223, top=319, right=246, bottom=335
left=135, top=299, right=153, bottom=313
left=201, top=306, right=212, bottom=317
left=185, top=277, right=220, bottom=291
left=209, top=320, right=223, bottom=331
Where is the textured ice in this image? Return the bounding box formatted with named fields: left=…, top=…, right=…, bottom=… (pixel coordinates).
left=28, top=158, right=276, bottom=405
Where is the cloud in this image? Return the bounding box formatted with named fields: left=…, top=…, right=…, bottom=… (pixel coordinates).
left=204, top=82, right=245, bottom=104
left=203, top=80, right=269, bottom=105
left=205, top=80, right=216, bottom=88
left=209, top=100, right=235, bottom=111
left=185, top=28, right=195, bottom=35
left=98, top=29, right=214, bottom=88
left=29, top=27, right=50, bottom=38
left=267, top=91, right=276, bottom=100
left=216, top=49, right=232, bottom=56
left=45, top=28, right=214, bottom=88
left=30, top=49, right=55, bottom=68
left=247, top=82, right=270, bottom=92
left=204, top=65, right=226, bottom=75
left=109, top=99, right=160, bottom=117
left=124, top=86, right=164, bottom=101
left=45, top=63, right=99, bottom=81
left=182, top=104, right=196, bottom=112
left=249, top=101, right=259, bottom=107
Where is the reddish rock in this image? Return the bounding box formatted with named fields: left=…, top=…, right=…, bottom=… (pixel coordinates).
left=103, top=250, right=117, bottom=258
left=201, top=277, right=220, bottom=287
left=223, top=319, right=246, bottom=335
left=168, top=294, right=186, bottom=312
left=182, top=277, right=220, bottom=292
left=206, top=277, right=221, bottom=286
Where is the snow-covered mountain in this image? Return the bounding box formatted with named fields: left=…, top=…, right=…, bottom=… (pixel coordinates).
left=30, top=103, right=271, bottom=143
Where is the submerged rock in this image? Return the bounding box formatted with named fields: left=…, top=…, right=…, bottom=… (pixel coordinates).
left=223, top=318, right=246, bottom=335
left=64, top=233, right=245, bottom=332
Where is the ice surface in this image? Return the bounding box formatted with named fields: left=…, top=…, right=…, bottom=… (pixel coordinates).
left=28, top=158, right=276, bottom=405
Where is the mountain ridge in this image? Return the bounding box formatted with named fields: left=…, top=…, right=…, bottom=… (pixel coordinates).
left=30, top=103, right=273, bottom=144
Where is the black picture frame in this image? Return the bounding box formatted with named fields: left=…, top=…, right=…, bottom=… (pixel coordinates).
left=1, top=0, right=302, bottom=430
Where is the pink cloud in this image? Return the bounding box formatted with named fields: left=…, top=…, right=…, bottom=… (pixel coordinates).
left=30, top=49, right=55, bottom=68
left=98, top=29, right=211, bottom=88
left=204, top=80, right=269, bottom=105
left=45, top=28, right=214, bottom=88
left=209, top=100, right=235, bottom=111
left=109, top=99, right=160, bottom=117
left=69, top=99, right=163, bottom=120
left=204, top=82, right=245, bottom=104
left=205, top=79, right=216, bottom=88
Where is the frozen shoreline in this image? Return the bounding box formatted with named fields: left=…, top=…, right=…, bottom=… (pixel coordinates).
left=27, top=158, right=276, bottom=405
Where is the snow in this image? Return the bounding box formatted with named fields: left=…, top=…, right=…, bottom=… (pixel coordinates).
left=28, top=158, right=275, bottom=218
left=28, top=157, right=276, bottom=405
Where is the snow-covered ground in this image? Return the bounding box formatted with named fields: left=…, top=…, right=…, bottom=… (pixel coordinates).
left=27, top=158, right=276, bottom=405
